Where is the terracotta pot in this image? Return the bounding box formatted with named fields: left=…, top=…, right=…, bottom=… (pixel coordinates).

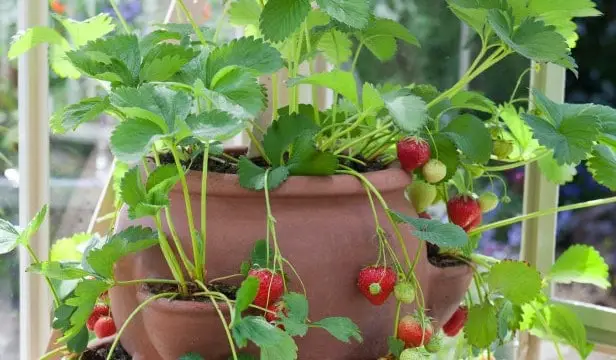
left=109, top=167, right=472, bottom=360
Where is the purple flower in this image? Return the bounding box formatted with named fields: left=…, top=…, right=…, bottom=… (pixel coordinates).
left=103, top=0, right=143, bottom=23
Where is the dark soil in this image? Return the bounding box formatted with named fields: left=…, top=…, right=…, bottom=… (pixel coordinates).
left=426, top=243, right=468, bottom=268
left=158, top=151, right=388, bottom=174
left=81, top=343, right=131, bottom=360
left=146, top=282, right=238, bottom=302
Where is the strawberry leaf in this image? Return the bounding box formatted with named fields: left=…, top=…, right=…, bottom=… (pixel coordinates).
left=362, top=83, right=385, bottom=113
left=110, top=118, right=166, bottom=163
left=208, top=66, right=267, bottom=117
left=259, top=0, right=311, bottom=42
left=86, top=226, right=158, bottom=278
left=442, top=114, right=493, bottom=164
left=138, top=30, right=184, bottom=54
left=499, top=104, right=539, bottom=159
left=8, top=26, right=67, bottom=59
left=587, top=144, right=616, bottom=191
left=234, top=276, right=259, bottom=325
left=56, top=13, right=115, bottom=47
left=387, top=336, right=405, bottom=357
left=548, top=244, right=610, bottom=289
left=317, top=29, right=352, bottom=66
left=27, top=261, right=92, bottom=280
left=19, top=205, right=48, bottom=247
left=61, top=279, right=111, bottom=342
left=537, top=153, right=577, bottom=185
left=389, top=210, right=469, bottom=249
left=120, top=167, right=147, bottom=208
left=312, top=317, right=362, bottom=343
left=0, top=219, right=21, bottom=254
left=288, top=70, right=359, bottom=108
left=450, top=91, right=496, bottom=114
left=186, top=110, right=245, bottom=142
left=356, top=17, right=419, bottom=61
left=229, top=0, right=262, bottom=26
left=286, top=134, right=339, bottom=176
left=139, top=43, right=197, bottom=82
left=315, top=0, right=370, bottom=29
left=238, top=158, right=290, bottom=191
left=50, top=96, right=110, bottom=134
left=464, top=303, right=498, bottom=348
left=383, top=91, right=428, bottom=134
left=262, top=113, right=319, bottom=167
left=487, top=10, right=575, bottom=70
left=487, top=261, right=542, bottom=305
left=279, top=292, right=310, bottom=337
left=207, top=37, right=283, bottom=78
left=67, top=326, right=89, bottom=353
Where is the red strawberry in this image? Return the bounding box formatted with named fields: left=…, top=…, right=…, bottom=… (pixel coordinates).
left=442, top=306, right=468, bottom=337
left=397, top=138, right=431, bottom=172
left=398, top=314, right=433, bottom=348
left=248, top=269, right=284, bottom=308
left=418, top=212, right=431, bottom=219
left=463, top=213, right=482, bottom=233
left=357, top=266, right=397, bottom=305
left=265, top=302, right=287, bottom=329
left=86, top=303, right=110, bottom=331
left=447, top=196, right=481, bottom=229
left=93, top=316, right=116, bottom=338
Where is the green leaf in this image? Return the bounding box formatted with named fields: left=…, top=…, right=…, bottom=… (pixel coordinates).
left=315, top=0, right=370, bottom=29
left=317, top=29, right=352, bottom=66
left=19, top=205, right=48, bottom=247
left=362, top=83, right=385, bottom=113
left=283, top=292, right=309, bottom=322
left=442, top=114, right=492, bottom=164
left=27, top=261, right=91, bottom=280
left=62, top=279, right=111, bottom=341
left=110, top=84, right=191, bottom=132
left=232, top=316, right=286, bottom=347
left=208, top=66, right=267, bottom=117
left=428, top=134, right=460, bottom=184
left=186, top=110, right=245, bottom=142
left=235, top=354, right=258, bottom=360
left=383, top=93, right=428, bottom=134
left=145, top=165, right=178, bottom=193
left=495, top=298, right=515, bottom=342
left=286, top=135, right=339, bottom=176
left=8, top=26, right=67, bottom=59
left=487, top=10, right=574, bottom=69
left=238, top=158, right=290, bottom=191
left=250, top=239, right=274, bottom=269
left=50, top=45, right=81, bottom=79
left=389, top=210, right=469, bottom=249
left=110, top=118, right=165, bottom=163
left=288, top=70, right=359, bottom=108
left=537, top=153, right=577, bottom=185
left=120, top=167, right=146, bottom=208
left=139, top=43, right=197, bottom=82
left=260, top=331, right=298, bottom=360
left=138, top=30, right=183, bottom=54
left=51, top=233, right=92, bottom=262
left=207, top=37, right=284, bottom=77
left=67, top=326, right=89, bottom=353
left=548, top=244, right=610, bottom=289
left=527, top=304, right=594, bottom=359
left=50, top=97, right=110, bottom=134
left=487, top=260, right=542, bottom=305
left=234, top=276, right=259, bottom=324
left=450, top=91, right=495, bottom=113
left=229, top=0, right=262, bottom=26
left=588, top=144, right=616, bottom=191
left=179, top=353, right=204, bottom=360
left=153, top=24, right=215, bottom=41
left=464, top=303, right=498, bottom=348
left=387, top=336, right=405, bottom=357
left=499, top=104, right=539, bottom=159
left=262, top=113, right=319, bottom=167
left=259, top=0, right=311, bottom=42
left=312, top=317, right=362, bottom=343
left=0, top=219, right=21, bottom=254
left=86, top=226, right=158, bottom=278
left=357, top=17, right=419, bottom=61
left=57, top=13, right=115, bottom=47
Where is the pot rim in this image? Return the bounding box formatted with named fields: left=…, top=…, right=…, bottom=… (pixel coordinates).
left=136, top=285, right=230, bottom=314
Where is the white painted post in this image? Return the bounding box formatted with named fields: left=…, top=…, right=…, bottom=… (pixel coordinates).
left=18, top=2, right=51, bottom=359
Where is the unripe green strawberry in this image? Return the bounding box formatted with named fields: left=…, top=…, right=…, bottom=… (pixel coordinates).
left=478, top=192, right=499, bottom=213
left=394, top=282, right=416, bottom=304
left=424, top=332, right=443, bottom=353
left=422, top=159, right=447, bottom=184
left=493, top=140, right=514, bottom=159
left=406, top=180, right=437, bottom=213
left=400, top=348, right=431, bottom=360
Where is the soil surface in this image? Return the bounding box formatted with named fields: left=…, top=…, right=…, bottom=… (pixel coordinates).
left=426, top=243, right=468, bottom=268
left=146, top=282, right=238, bottom=302
left=81, top=343, right=131, bottom=360
left=158, top=151, right=388, bottom=174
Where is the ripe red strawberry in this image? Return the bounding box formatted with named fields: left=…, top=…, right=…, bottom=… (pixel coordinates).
left=442, top=306, right=468, bottom=337
left=86, top=303, right=110, bottom=331
left=265, top=302, right=287, bottom=329
left=93, top=316, right=116, bottom=338
left=357, top=266, right=397, bottom=305
left=463, top=213, right=482, bottom=233
left=397, top=138, right=431, bottom=172
left=398, top=314, right=433, bottom=348
left=248, top=269, right=284, bottom=308
left=418, top=212, right=431, bottom=219
left=447, top=196, right=481, bottom=229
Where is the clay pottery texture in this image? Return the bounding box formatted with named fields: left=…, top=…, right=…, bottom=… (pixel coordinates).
left=109, top=167, right=472, bottom=360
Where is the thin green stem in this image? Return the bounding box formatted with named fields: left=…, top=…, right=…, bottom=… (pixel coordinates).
left=245, top=130, right=270, bottom=163
left=106, top=293, right=177, bottom=360
left=470, top=195, right=616, bottom=235
left=214, top=0, right=233, bottom=43
left=263, top=171, right=287, bottom=293
left=333, top=123, right=392, bottom=155
left=154, top=216, right=188, bottom=293
left=510, top=67, right=532, bottom=103
left=530, top=302, right=564, bottom=360
left=322, top=113, right=366, bottom=150
left=271, top=72, right=279, bottom=121
left=39, top=345, right=68, bottom=360
left=208, top=294, right=239, bottom=360
left=483, top=150, right=549, bottom=172
left=169, top=143, right=203, bottom=282
left=108, top=0, right=131, bottom=34
left=200, top=143, right=210, bottom=281
left=115, top=278, right=179, bottom=287
left=25, top=245, right=60, bottom=307
left=304, top=22, right=320, bottom=125
left=393, top=301, right=402, bottom=337
left=176, top=0, right=209, bottom=46
left=150, top=81, right=194, bottom=92
left=351, top=42, right=364, bottom=73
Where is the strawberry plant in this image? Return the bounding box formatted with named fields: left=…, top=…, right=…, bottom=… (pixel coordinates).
left=2, top=0, right=616, bottom=359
